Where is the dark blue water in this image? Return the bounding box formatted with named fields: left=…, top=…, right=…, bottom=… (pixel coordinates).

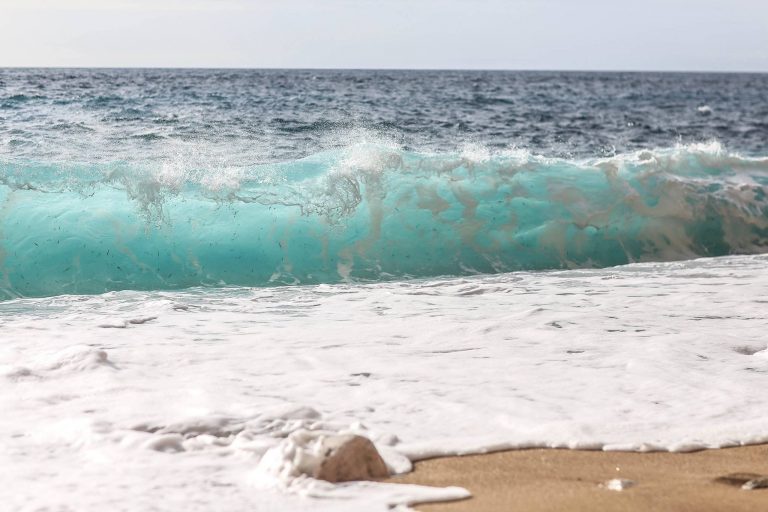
left=2, top=69, right=768, bottom=163
left=1, top=69, right=767, bottom=298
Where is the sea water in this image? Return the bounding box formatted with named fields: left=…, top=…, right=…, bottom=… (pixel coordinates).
left=1, top=69, right=767, bottom=511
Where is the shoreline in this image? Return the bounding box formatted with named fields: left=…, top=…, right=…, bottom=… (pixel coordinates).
left=388, top=445, right=768, bottom=511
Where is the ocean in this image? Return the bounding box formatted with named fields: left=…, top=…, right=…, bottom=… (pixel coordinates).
left=1, top=69, right=768, bottom=511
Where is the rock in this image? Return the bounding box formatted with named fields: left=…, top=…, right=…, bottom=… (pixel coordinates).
left=742, top=478, right=768, bottom=490
left=314, top=435, right=389, bottom=483
left=715, top=472, right=768, bottom=490
left=254, top=430, right=391, bottom=487
left=602, top=478, right=635, bottom=491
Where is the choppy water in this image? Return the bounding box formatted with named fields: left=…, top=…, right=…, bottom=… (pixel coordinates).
left=3, top=69, right=768, bottom=163
left=1, top=69, right=768, bottom=511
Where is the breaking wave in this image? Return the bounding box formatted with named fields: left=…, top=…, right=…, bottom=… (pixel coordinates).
left=1, top=142, right=767, bottom=298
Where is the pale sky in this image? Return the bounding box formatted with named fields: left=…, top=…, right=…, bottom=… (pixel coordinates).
left=1, top=0, right=767, bottom=71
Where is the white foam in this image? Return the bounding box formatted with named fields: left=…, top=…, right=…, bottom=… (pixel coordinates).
left=2, top=254, right=768, bottom=510
left=603, top=478, right=635, bottom=491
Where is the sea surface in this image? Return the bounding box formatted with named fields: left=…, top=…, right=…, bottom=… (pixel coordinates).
left=1, top=69, right=768, bottom=511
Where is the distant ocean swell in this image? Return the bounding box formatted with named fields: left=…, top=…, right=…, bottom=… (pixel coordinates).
left=1, top=142, right=766, bottom=298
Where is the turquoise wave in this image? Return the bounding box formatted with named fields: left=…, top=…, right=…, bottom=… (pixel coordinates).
left=1, top=143, right=767, bottom=298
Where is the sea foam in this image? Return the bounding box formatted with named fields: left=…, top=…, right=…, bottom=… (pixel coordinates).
left=2, top=254, right=768, bottom=510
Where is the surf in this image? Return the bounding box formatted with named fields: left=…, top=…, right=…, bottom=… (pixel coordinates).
left=1, top=142, right=767, bottom=299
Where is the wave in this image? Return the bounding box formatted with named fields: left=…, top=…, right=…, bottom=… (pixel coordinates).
left=1, top=142, right=767, bottom=298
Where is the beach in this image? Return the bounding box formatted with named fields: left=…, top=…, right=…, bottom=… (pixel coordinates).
left=392, top=445, right=768, bottom=511
left=2, top=68, right=768, bottom=511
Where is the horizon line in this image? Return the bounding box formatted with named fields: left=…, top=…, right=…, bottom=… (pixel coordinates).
left=1, top=65, right=767, bottom=75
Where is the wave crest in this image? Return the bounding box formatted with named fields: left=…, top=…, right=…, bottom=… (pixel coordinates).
left=1, top=143, right=767, bottom=298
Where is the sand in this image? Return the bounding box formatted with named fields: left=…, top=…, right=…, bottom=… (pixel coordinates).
left=389, top=445, right=768, bottom=512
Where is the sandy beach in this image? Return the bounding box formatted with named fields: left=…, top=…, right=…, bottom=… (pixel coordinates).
left=390, top=445, right=768, bottom=511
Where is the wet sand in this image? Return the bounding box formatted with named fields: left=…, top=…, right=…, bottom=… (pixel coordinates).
left=389, top=445, right=768, bottom=511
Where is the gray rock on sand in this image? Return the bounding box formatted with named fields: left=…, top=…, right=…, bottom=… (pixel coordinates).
left=742, top=478, right=768, bottom=490
left=714, top=472, right=768, bottom=490
left=314, top=435, right=389, bottom=483
left=602, top=478, right=636, bottom=491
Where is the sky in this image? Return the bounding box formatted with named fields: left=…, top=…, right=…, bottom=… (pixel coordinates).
left=1, top=0, right=767, bottom=71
